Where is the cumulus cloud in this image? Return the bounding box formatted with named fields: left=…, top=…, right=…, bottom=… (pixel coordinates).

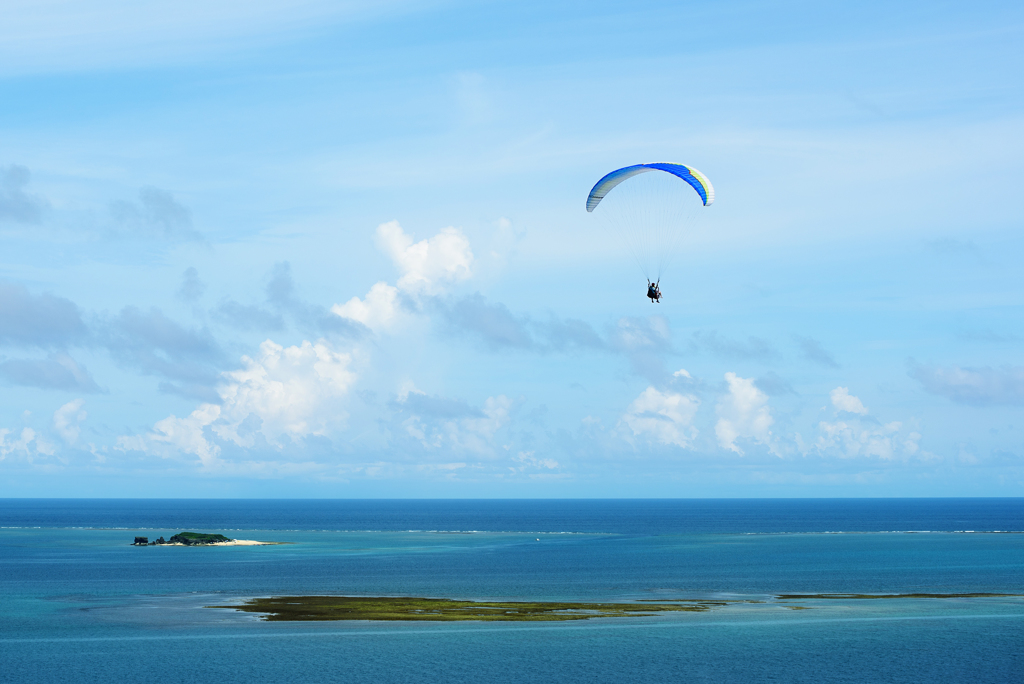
left=715, top=372, right=774, bottom=455
left=395, top=389, right=511, bottom=456
left=121, top=339, right=356, bottom=463
left=796, top=335, right=839, bottom=368
left=0, top=165, right=47, bottom=224
left=332, top=282, right=400, bottom=332
left=909, top=361, right=1024, bottom=406
left=332, top=223, right=599, bottom=353
left=815, top=420, right=922, bottom=461
left=149, top=403, right=222, bottom=465
left=622, top=386, right=700, bottom=448
left=461, top=396, right=511, bottom=441
left=213, top=339, right=356, bottom=447
left=610, top=317, right=671, bottom=354
left=510, top=450, right=559, bottom=474
left=0, top=427, right=40, bottom=460
left=332, top=222, right=474, bottom=334
left=110, top=186, right=200, bottom=241
left=376, top=220, right=473, bottom=294
left=0, top=353, right=100, bottom=392
left=807, top=387, right=930, bottom=461
left=830, top=386, right=868, bottom=414
left=0, top=281, right=87, bottom=348
left=53, top=399, right=87, bottom=444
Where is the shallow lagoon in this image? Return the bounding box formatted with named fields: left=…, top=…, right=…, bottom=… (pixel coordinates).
left=2, top=500, right=1022, bottom=683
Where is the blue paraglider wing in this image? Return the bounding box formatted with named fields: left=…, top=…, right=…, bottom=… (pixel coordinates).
left=586, top=162, right=714, bottom=211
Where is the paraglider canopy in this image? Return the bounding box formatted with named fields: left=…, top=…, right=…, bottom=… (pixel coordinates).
left=586, top=161, right=714, bottom=283
left=586, top=162, right=714, bottom=212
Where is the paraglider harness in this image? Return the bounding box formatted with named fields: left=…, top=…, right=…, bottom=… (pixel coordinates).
left=647, top=279, right=661, bottom=303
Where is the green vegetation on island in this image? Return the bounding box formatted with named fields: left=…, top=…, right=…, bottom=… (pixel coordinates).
left=210, top=592, right=1024, bottom=622
left=133, top=532, right=233, bottom=546
left=211, top=596, right=711, bottom=621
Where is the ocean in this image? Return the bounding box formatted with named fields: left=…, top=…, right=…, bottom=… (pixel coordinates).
left=1, top=499, right=1022, bottom=683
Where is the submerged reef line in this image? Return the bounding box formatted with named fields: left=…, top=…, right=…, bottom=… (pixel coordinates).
left=775, top=593, right=1023, bottom=600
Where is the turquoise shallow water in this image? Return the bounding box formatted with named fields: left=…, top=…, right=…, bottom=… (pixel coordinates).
left=1, top=499, right=1022, bottom=683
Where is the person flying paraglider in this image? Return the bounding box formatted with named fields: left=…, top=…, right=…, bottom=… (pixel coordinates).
left=647, top=279, right=661, bottom=303
left=585, top=162, right=714, bottom=304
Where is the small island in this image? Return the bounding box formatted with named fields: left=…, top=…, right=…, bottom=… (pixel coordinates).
left=132, top=532, right=276, bottom=546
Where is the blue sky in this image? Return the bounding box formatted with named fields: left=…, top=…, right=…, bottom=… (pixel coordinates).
left=1, top=0, right=1022, bottom=496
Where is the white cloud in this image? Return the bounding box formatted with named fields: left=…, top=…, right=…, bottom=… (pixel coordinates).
left=813, top=392, right=931, bottom=460
left=816, top=420, right=907, bottom=460
left=376, top=220, right=473, bottom=295
left=622, top=386, right=700, bottom=448
left=462, top=396, right=510, bottom=440
left=830, top=386, right=868, bottom=414
left=330, top=281, right=399, bottom=331
left=53, top=399, right=86, bottom=444
left=332, top=221, right=474, bottom=331
left=398, top=391, right=511, bottom=456
left=715, top=372, right=774, bottom=455
left=610, top=316, right=671, bottom=353
left=444, top=395, right=511, bottom=456
left=150, top=403, right=221, bottom=465
left=123, top=338, right=356, bottom=462
left=788, top=385, right=934, bottom=462
left=0, top=427, right=37, bottom=460
left=510, top=450, right=559, bottom=473
left=213, top=339, right=355, bottom=447
left=673, top=368, right=692, bottom=379
left=115, top=434, right=147, bottom=453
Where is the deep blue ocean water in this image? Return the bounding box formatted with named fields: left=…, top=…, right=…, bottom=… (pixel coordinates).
left=2, top=499, right=1022, bottom=683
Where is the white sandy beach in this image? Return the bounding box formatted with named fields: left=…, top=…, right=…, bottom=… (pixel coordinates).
left=155, top=539, right=277, bottom=546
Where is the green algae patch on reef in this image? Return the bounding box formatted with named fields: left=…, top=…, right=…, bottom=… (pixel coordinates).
left=774, top=593, right=1022, bottom=601
left=210, top=596, right=709, bottom=622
